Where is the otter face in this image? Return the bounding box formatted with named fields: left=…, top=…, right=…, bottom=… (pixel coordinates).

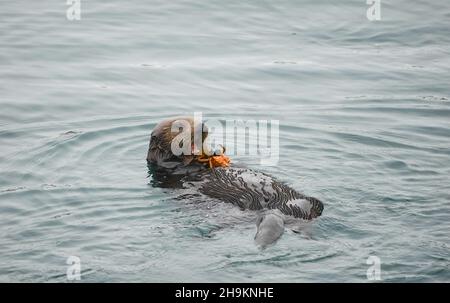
left=147, top=116, right=209, bottom=167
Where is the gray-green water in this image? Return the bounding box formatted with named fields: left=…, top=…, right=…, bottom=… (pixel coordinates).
left=1, top=0, right=449, bottom=282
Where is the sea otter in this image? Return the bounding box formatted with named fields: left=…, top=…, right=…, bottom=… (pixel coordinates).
left=147, top=117, right=324, bottom=247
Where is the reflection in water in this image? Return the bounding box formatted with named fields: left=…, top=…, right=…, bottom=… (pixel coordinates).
left=148, top=164, right=185, bottom=189
left=147, top=163, right=208, bottom=189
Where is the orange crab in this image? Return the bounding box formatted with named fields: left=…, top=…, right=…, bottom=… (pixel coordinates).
left=194, top=145, right=231, bottom=168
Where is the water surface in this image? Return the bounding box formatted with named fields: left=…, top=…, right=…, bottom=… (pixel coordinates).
left=0, top=0, right=449, bottom=282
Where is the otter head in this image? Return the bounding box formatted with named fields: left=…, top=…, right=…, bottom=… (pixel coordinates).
left=254, top=210, right=285, bottom=249
left=147, top=116, right=209, bottom=169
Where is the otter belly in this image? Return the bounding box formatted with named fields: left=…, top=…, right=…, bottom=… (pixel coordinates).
left=149, top=165, right=324, bottom=248
left=195, top=167, right=323, bottom=220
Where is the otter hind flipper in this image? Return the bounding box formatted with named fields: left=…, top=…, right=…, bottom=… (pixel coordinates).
left=254, top=210, right=285, bottom=249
